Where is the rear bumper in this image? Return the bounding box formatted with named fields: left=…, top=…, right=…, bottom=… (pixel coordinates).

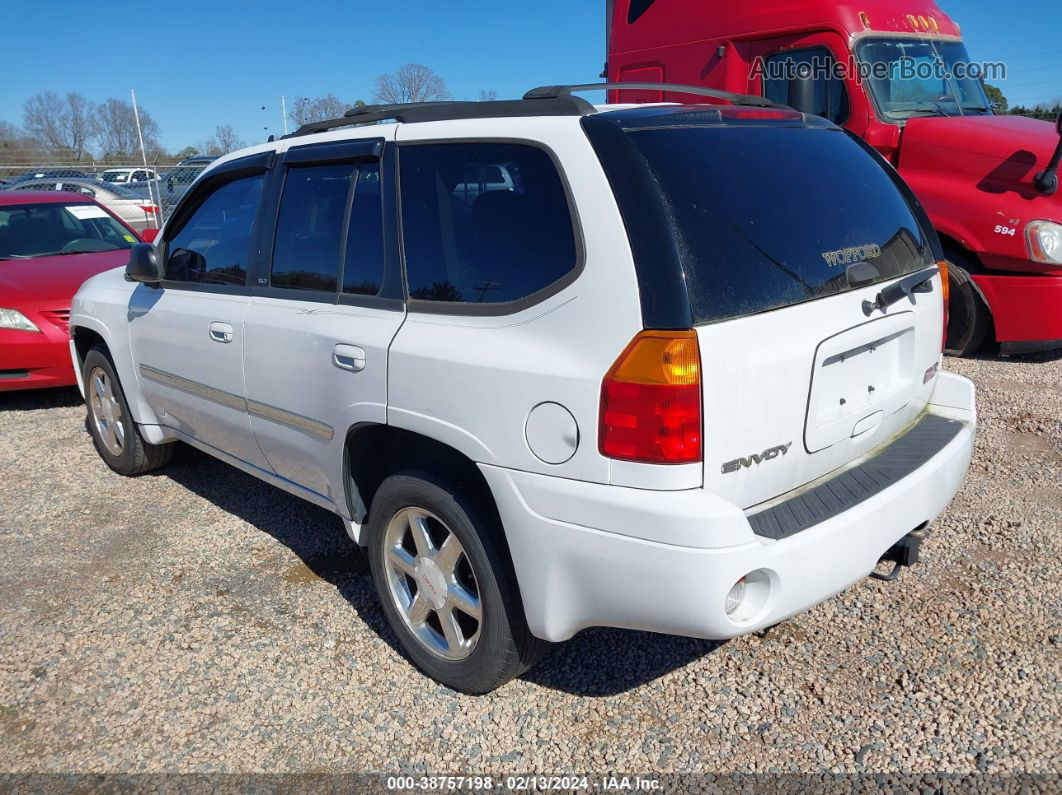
left=483, top=372, right=976, bottom=643
left=972, top=272, right=1062, bottom=350
left=0, top=328, right=76, bottom=392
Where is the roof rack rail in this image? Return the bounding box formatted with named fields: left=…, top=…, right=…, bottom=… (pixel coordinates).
left=281, top=83, right=786, bottom=139
left=523, top=82, right=784, bottom=109
left=283, top=95, right=596, bottom=139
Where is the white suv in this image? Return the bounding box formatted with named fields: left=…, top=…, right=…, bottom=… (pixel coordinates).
left=69, top=86, right=976, bottom=693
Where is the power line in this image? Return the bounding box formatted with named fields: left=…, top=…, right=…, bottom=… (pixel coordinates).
left=987, top=48, right=1062, bottom=61
left=1005, top=64, right=1062, bottom=76
left=999, top=78, right=1062, bottom=89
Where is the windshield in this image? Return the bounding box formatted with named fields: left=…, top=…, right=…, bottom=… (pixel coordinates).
left=857, top=38, right=992, bottom=120
left=0, top=203, right=136, bottom=260
left=101, top=171, right=128, bottom=183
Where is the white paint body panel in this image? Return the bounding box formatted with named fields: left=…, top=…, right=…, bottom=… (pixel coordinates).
left=243, top=298, right=405, bottom=503
left=485, top=372, right=975, bottom=642
left=127, top=285, right=269, bottom=470
left=388, top=117, right=647, bottom=486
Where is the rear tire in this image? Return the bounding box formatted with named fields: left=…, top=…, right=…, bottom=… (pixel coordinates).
left=366, top=472, right=548, bottom=693
left=82, top=345, right=172, bottom=476
left=944, top=252, right=992, bottom=357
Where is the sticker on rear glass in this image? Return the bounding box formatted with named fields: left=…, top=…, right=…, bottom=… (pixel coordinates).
left=123, top=234, right=135, bottom=242
left=66, top=205, right=109, bottom=220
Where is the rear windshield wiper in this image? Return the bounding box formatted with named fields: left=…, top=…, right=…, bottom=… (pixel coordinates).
left=862, top=266, right=938, bottom=315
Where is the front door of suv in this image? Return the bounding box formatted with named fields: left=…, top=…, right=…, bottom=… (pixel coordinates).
left=128, top=153, right=272, bottom=471
left=242, top=138, right=405, bottom=504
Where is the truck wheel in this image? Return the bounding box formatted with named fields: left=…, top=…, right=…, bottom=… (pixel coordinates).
left=944, top=255, right=991, bottom=357
left=82, top=345, right=173, bottom=476
left=367, top=472, right=548, bottom=693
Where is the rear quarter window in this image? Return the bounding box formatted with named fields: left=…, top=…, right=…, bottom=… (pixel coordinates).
left=398, top=142, right=579, bottom=308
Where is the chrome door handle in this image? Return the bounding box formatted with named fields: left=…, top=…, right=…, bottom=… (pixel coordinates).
left=208, top=321, right=234, bottom=343
left=333, top=344, right=366, bottom=372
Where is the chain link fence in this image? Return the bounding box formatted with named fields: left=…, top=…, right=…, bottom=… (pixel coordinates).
left=0, top=155, right=217, bottom=231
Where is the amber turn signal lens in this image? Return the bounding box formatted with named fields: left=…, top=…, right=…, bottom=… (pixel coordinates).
left=937, top=260, right=950, bottom=302
left=606, top=330, right=700, bottom=386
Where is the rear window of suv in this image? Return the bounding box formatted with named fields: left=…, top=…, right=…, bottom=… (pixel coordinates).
left=586, top=109, right=934, bottom=324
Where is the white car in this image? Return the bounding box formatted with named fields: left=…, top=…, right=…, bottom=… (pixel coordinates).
left=100, top=168, right=159, bottom=184
left=69, top=86, right=976, bottom=693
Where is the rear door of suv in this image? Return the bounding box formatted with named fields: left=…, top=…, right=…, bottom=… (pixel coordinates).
left=242, top=136, right=406, bottom=502
left=584, top=107, right=946, bottom=509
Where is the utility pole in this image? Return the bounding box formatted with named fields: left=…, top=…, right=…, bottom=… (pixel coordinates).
left=130, top=88, right=164, bottom=226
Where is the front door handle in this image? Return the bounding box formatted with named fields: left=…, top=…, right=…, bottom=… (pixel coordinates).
left=208, top=321, right=234, bottom=343
left=333, top=344, right=366, bottom=372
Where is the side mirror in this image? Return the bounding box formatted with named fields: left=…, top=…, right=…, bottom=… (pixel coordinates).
left=1033, top=111, right=1062, bottom=196
left=140, top=227, right=159, bottom=243
left=788, top=62, right=817, bottom=116
left=125, top=243, right=161, bottom=284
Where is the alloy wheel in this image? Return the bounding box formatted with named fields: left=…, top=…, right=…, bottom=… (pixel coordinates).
left=88, top=366, right=125, bottom=456
left=382, top=506, right=483, bottom=660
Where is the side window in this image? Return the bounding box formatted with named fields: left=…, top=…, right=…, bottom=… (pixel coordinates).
left=627, top=0, right=657, bottom=23
left=270, top=163, right=352, bottom=292
left=762, top=48, right=850, bottom=125
left=342, top=163, right=385, bottom=296
left=164, top=172, right=264, bottom=285
left=399, top=142, right=577, bottom=306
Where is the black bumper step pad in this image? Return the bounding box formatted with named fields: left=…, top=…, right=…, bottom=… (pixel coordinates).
left=747, top=414, right=964, bottom=541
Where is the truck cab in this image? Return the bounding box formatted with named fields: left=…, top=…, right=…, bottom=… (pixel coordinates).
left=607, top=0, right=1062, bottom=355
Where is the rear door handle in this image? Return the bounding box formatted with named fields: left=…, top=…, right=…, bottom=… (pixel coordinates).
left=333, top=344, right=366, bottom=372
left=208, top=321, right=234, bottom=343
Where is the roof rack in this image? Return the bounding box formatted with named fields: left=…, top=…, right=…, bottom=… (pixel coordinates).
left=523, top=82, right=783, bottom=109
left=283, top=96, right=596, bottom=138
left=283, top=81, right=785, bottom=139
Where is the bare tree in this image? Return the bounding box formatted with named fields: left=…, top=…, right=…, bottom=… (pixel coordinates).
left=478, top=89, right=498, bottom=102
left=66, top=93, right=96, bottom=160
left=200, top=125, right=247, bottom=156
left=95, top=97, right=161, bottom=159
left=22, top=92, right=98, bottom=160
left=374, top=64, right=450, bottom=104
left=289, top=94, right=364, bottom=128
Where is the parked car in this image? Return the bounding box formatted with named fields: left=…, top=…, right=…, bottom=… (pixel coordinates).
left=157, top=155, right=216, bottom=203
left=0, top=191, right=141, bottom=391
left=8, top=169, right=94, bottom=185
left=100, top=167, right=159, bottom=184
left=7, top=179, right=160, bottom=232
left=70, top=88, right=976, bottom=693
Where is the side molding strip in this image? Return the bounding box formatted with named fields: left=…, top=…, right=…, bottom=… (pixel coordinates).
left=139, top=364, right=334, bottom=442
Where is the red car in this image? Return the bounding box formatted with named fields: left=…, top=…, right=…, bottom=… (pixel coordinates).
left=0, top=191, right=147, bottom=391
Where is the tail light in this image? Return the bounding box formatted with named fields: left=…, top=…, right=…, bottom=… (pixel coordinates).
left=937, top=260, right=950, bottom=347
left=138, top=204, right=160, bottom=215
left=599, top=330, right=702, bottom=464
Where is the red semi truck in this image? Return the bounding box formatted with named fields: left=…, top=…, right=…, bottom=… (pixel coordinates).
left=606, top=0, right=1062, bottom=355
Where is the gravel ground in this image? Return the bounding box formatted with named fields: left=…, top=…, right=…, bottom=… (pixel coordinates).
left=0, top=352, right=1059, bottom=777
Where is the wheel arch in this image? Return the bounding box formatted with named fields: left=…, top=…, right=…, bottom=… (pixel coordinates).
left=70, top=319, right=161, bottom=428
left=344, top=423, right=501, bottom=528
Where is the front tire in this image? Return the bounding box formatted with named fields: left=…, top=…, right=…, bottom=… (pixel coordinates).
left=944, top=253, right=992, bottom=357
left=82, top=345, right=172, bottom=476
left=367, top=472, right=548, bottom=693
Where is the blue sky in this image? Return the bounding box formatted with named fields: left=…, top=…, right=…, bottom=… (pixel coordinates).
left=2, top=0, right=1059, bottom=152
